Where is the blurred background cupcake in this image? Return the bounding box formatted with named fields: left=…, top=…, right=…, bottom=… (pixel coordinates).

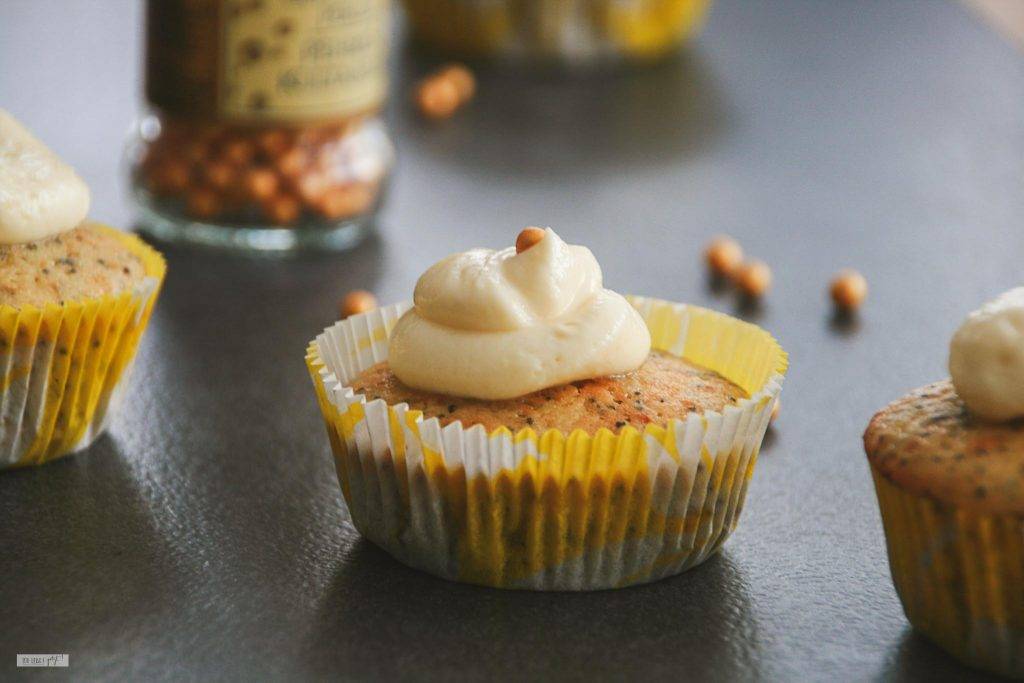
left=402, top=0, right=713, bottom=64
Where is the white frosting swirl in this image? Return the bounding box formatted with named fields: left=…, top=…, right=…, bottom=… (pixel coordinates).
left=388, top=229, right=651, bottom=400
left=949, top=287, right=1024, bottom=421
left=0, top=109, right=90, bottom=245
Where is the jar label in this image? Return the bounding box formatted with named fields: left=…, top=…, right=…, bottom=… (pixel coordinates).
left=220, top=0, right=388, bottom=122
left=145, top=0, right=388, bottom=123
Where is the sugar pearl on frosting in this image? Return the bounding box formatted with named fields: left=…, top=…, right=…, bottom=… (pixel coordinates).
left=516, top=226, right=546, bottom=253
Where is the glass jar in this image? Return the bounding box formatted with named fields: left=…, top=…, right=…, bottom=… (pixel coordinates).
left=128, top=0, right=393, bottom=252
left=402, top=0, right=712, bottom=65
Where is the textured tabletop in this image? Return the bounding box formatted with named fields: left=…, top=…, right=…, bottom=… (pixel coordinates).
left=1, top=0, right=1022, bottom=680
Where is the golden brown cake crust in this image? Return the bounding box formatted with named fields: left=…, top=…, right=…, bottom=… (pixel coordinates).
left=350, top=350, right=747, bottom=434
left=864, top=380, right=1024, bottom=515
left=0, top=224, right=146, bottom=308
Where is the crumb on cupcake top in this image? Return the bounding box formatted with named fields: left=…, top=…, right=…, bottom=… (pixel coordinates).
left=351, top=350, right=747, bottom=434
left=0, top=224, right=146, bottom=308
left=864, top=379, right=1024, bottom=514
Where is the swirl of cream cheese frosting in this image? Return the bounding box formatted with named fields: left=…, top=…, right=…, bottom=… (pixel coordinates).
left=0, top=109, right=90, bottom=245
left=949, top=287, right=1024, bottom=422
left=388, top=228, right=652, bottom=400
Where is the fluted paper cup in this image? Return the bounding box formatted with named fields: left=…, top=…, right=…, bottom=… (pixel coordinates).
left=0, top=226, right=165, bottom=469
left=307, top=296, right=786, bottom=590
left=872, top=468, right=1024, bottom=678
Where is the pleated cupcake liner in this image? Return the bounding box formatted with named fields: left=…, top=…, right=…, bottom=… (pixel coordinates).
left=872, top=467, right=1024, bottom=678
left=401, top=0, right=711, bottom=60
left=307, top=296, right=787, bottom=590
left=0, top=226, right=165, bottom=469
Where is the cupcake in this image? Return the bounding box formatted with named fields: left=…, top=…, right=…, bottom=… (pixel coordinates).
left=307, top=227, right=786, bottom=590
left=865, top=288, right=1024, bottom=677
left=0, top=110, right=165, bottom=469
left=401, top=0, right=711, bottom=62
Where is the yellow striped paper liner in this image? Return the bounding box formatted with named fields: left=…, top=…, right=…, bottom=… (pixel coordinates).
left=307, top=296, right=786, bottom=590
left=872, top=467, right=1024, bottom=678
left=0, top=225, right=165, bottom=469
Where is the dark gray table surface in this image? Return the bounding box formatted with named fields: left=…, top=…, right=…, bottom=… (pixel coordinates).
left=2, top=0, right=1023, bottom=680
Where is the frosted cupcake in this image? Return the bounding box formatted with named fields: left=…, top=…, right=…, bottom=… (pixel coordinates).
left=0, top=110, right=165, bottom=468
left=865, top=288, right=1024, bottom=677
left=307, top=227, right=786, bottom=589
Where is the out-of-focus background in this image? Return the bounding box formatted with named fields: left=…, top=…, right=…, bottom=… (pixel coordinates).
left=0, top=0, right=1019, bottom=244
left=2, top=1, right=1024, bottom=680
left=966, top=0, right=1024, bottom=48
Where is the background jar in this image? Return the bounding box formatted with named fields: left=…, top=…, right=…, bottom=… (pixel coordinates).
left=401, top=0, right=712, bottom=65
left=128, top=0, right=393, bottom=253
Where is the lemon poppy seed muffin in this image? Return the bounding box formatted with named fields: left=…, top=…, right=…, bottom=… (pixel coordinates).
left=0, top=109, right=165, bottom=468
left=352, top=350, right=747, bottom=433
left=307, top=228, right=787, bottom=590
left=864, top=288, right=1024, bottom=678
left=864, top=379, right=1024, bottom=677
left=0, top=223, right=146, bottom=308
